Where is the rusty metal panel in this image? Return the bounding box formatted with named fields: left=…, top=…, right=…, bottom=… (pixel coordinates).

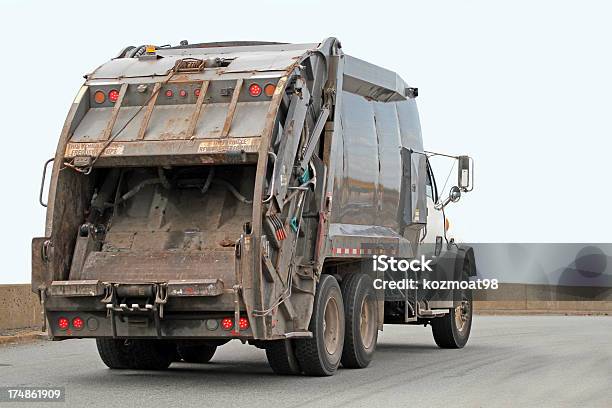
left=186, top=80, right=210, bottom=137
left=145, top=104, right=196, bottom=140
left=31, top=237, right=49, bottom=292
left=167, top=279, right=224, bottom=297
left=221, top=79, right=244, bottom=137
left=103, top=83, right=128, bottom=140
left=48, top=280, right=104, bottom=297
left=70, top=107, right=112, bottom=142
left=80, top=250, right=236, bottom=283
left=159, top=42, right=318, bottom=56
left=224, top=51, right=304, bottom=73
left=228, top=102, right=270, bottom=138
left=137, top=82, right=161, bottom=140
left=110, top=106, right=145, bottom=141
left=63, top=138, right=261, bottom=166
left=89, top=45, right=316, bottom=80
left=70, top=100, right=271, bottom=149
left=89, top=57, right=179, bottom=79
left=194, top=103, right=229, bottom=137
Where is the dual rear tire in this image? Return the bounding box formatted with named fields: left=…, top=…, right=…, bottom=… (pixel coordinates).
left=96, top=339, right=175, bottom=370
left=177, top=344, right=217, bottom=363
left=266, top=273, right=378, bottom=376
left=96, top=339, right=218, bottom=369
left=340, top=273, right=378, bottom=369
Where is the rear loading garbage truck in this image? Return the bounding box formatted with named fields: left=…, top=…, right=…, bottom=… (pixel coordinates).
left=32, top=38, right=476, bottom=376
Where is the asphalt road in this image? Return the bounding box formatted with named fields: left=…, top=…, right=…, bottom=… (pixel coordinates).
left=0, top=316, right=610, bottom=407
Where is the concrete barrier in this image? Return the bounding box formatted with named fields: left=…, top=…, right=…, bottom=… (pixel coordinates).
left=0, top=283, right=610, bottom=331
left=0, top=284, right=42, bottom=330
left=473, top=283, right=612, bottom=314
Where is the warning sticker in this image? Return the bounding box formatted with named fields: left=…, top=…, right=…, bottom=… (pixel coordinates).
left=197, top=138, right=260, bottom=154
left=65, top=142, right=125, bottom=157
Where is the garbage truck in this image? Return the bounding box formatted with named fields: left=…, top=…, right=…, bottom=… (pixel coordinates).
left=32, top=38, right=476, bottom=376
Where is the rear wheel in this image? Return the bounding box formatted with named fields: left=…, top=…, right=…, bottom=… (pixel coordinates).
left=295, top=274, right=345, bottom=376
left=265, top=340, right=301, bottom=375
left=177, top=344, right=217, bottom=364
left=341, top=273, right=378, bottom=368
left=431, top=271, right=473, bottom=348
left=96, top=339, right=174, bottom=370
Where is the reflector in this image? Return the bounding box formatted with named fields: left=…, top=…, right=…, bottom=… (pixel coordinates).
left=94, top=91, right=106, bottom=104
left=264, top=83, right=276, bottom=97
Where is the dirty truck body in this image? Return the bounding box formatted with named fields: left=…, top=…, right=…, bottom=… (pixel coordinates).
left=32, top=38, right=476, bottom=375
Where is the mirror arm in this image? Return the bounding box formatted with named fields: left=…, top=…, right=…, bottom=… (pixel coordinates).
left=434, top=196, right=452, bottom=211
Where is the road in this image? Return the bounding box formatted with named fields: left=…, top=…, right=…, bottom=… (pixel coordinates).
left=0, top=316, right=610, bottom=407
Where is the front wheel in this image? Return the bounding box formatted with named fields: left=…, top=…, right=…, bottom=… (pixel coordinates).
left=295, top=274, right=345, bottom=376
left=431, top=289, right=473, bottom=349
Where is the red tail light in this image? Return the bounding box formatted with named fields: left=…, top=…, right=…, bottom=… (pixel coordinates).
left=221, top=318, right=233, bottom=331
left=239, top=317, right=249, bottom=330
left=58, top=317, right=69, bottom=330
left=108, top=89, right=119, bottom=103
left=248, top=83, right=262, bottom=97
left=165, top=89, right=173, bottom=98
left=179, top=89, right=187, bottom=98
left=72, top=317, right=84, bottom=330
left=194, top=88, right=201, bottom=97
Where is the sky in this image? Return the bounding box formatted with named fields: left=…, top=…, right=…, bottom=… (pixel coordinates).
left=0, top=0, right=610, bottom=283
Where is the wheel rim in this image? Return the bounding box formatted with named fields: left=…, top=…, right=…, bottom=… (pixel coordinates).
left=454, top=299, right=471, bottom=333
left=359, top=294, right=376, bottom=350
left=323, top=296, right=341, bottom=355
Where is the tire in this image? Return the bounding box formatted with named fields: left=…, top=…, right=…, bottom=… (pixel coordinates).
left=295, top=274, right=345, bottom=376
left=340, top=273, right=378, bottom=368
left=177, top=344, right=217, bottom=364
left=96, top=338, right=132, bottom=369
left=96, top=339, right=174, bottom=370
left=431, top=266, right=473, bottom=348
left=265, top=340, right=301, bottom=375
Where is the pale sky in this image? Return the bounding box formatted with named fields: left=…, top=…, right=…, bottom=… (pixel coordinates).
left=1, top=0, right=610, bottom=283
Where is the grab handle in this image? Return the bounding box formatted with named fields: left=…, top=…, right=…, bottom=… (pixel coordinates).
left=39, top=158, right=54, bottom=207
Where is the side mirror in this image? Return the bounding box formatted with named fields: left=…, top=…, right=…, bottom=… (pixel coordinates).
left=449, top=186, right=461, bottom=203
left=435, top=186, right=462, bottom=210
left=457, top=155, right=473, bottom=192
